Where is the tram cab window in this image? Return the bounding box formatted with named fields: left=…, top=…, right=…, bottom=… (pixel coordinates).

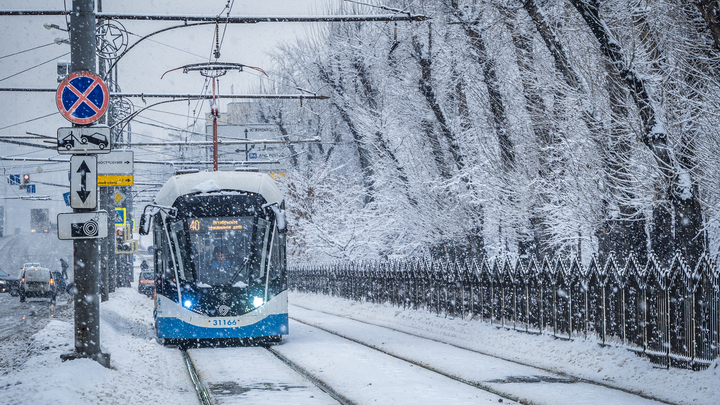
left=187, top=217, right=254, bottom=288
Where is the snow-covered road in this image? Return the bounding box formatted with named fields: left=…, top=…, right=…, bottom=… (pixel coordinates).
left=0, top=288, right=715, bottom=404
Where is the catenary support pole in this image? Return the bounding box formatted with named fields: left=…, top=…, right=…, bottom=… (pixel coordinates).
left=60, top=0, right=110, bottom=368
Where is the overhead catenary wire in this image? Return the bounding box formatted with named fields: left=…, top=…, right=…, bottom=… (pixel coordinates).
left=0, top=52, right=70, bottom=83
left=0, top=112, right=59, bottom=132
left=0, top=41, right=58, bottom=60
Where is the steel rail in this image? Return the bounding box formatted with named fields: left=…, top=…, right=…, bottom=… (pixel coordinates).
left=289, top=314, right=525, bottom=404
left=291, top=305, right=678, bottom=405
left=264, top=346, right=353, bottom=405
left=180, top=349, right=213, bottom=405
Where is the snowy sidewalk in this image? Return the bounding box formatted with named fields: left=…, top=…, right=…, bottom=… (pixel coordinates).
left=0, top=289, right=197, bottom=405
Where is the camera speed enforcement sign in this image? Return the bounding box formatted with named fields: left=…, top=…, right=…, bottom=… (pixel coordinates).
left=57, top=211, right=108, bottom=240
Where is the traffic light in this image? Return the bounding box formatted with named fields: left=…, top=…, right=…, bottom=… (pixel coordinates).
left=22, top=174, right=30, bottom=184
left=115, top=224, right=136, bottom=254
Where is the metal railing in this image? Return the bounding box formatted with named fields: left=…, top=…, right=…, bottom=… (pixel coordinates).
left=289, top=252, right=720, bottom=370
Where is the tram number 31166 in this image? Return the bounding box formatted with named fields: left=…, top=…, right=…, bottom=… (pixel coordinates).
left=213, top=319, right=238, bottom=326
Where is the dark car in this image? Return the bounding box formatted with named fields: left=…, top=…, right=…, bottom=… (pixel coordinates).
left=51, top=271, right=67, bottom=294
left=0, top=269, right=20, bottom=296
left=80, top=132, right=108, bottom=149
left=138, top=271, right=155, bottom=297
left=20, top=267, right=56, bottom=304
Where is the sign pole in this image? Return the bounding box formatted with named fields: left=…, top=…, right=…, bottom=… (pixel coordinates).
left=59, top=0, right=110, bottom=368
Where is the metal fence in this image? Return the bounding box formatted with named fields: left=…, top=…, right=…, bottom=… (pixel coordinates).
left=289, top=252, right=720, bottom=370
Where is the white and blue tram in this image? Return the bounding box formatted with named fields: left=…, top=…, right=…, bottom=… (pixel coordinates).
left=140, top=170, right=288, bottom=343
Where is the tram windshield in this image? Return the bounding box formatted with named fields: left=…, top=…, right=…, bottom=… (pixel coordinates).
left=187, top=217, right=258, bottom=288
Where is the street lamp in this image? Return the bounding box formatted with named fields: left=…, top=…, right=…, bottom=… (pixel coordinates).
left=43, top=23, right=68, bottom=32
left=54, top=37, right=70, bottom=45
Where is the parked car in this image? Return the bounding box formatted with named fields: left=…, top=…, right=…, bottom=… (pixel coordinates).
left=51, top=271, right=67, bottom=294
left=138, top=271, right=155, bottom=297
left=0, top=269, right=20, bottom=296
left=20, top=267, right=56, bottom=304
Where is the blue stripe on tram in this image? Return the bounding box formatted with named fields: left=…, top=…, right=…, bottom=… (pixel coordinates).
left=157, top=314, right=289, bottom=339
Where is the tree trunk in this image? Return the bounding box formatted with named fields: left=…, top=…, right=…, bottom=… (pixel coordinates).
left=694, top=0, right=720, bottom=51
left=571, top=0, right=704, bottom=267
left=317, top=64, right=376, bottom=206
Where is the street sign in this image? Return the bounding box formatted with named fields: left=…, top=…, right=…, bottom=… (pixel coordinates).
left=97, top=150, right=133, bottom=174
left=57, top=127, right=111, bottom=154
left=8, top=174, right=20, bottom=185
left=98, top=150, right=134, bottom=186
left=57, top=211, right=108, bottom=240
left=63, top=192, right=71, bottom=206
left=56, top=71, right=109, bottom=125
left=26, top=184, right=35, bottom=193
left=114, top=207, right=126, bottom=225
left=98, top=175, right=133, bottom=186
left=70, top=155, right=97, bottom=209
left=114, top=192, right=124, bottom=204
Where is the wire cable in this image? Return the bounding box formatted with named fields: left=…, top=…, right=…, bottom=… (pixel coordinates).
left=0, top=42, right=57, bottom=61
left=0, top=112, right=59, bottom=132
left=0, top=52, right=70, bottom=83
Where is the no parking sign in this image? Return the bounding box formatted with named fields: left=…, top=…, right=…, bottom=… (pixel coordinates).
left=56, top=71, right=109, bottom=125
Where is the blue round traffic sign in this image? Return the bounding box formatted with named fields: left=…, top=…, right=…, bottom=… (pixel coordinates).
left=56, top=71, right=109, bottom=125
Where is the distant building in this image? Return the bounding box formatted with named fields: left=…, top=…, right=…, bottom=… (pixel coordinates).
left=205, top=102, right=285, bottom=174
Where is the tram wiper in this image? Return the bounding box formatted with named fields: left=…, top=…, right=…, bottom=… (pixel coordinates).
left=229, top=257, right=250, bottom=286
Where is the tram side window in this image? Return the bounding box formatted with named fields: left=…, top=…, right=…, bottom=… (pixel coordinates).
left=153, top=217, right=163, bottom=292
left=278, top=232, right=287, bottom=290
left=266, top=224, right=281, bottom=300
left=170, top=221, right=189, bottom=281
left=255, top=218, right=271, bottom=282
left=161, top=226, right=174, bottom=282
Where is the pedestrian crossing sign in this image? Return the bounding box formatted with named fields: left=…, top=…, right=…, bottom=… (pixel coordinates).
left=114, top=207, right=126, bottom=225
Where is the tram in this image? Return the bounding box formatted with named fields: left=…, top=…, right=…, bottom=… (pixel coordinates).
left=139, top=170, right=288, bottom=344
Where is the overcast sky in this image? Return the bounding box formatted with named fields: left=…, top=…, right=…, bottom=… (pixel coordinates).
left=0, top=0, right=339, bottom=222
left=0, top=0, right=333, bottom=153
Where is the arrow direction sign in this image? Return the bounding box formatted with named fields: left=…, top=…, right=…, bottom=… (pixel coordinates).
left=98, top=150, right=134, bottom=186
left=70, top=155, right=97, bottom=209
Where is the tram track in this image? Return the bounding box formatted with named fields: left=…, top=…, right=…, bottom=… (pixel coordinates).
left=181, top=349, right=214, bottom=405
left=289, top=305, right=676, bottom=405
left=176, top=305, right=670, bottom=405
left=265, top=346, right=354, bottom=405
left=288, top=315, right=522, bottom=404
left=180, top=343, right=350, bottom=405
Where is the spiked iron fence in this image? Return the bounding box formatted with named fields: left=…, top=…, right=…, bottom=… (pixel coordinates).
left=289, top=253, right=720, bottom=370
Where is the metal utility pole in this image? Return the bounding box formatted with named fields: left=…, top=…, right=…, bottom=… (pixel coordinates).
left=59, top=0, right=110, bottom=368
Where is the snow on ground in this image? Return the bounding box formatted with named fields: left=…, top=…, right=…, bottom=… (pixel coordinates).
left=0, top=288, right=716, bottom=405
left=0, top=288, right=196, bottom=405
left=290, top=292, right=719, bottom=405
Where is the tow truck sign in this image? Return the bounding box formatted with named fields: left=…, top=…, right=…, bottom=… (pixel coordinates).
left=57, top=127, right=111, bottom=154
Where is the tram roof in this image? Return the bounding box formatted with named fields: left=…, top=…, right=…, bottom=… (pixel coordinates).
left=154, top=171, right=283, bottom=207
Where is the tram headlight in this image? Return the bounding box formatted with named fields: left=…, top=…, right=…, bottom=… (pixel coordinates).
left=253, top=297, right=264, bottom=308
left=183, top=300, right=193, bottom=309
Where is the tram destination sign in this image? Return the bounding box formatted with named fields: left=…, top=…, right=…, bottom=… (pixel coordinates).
left=57, top=126, right=111, bottom=154
left=57, top=211, right=108, bottom=240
